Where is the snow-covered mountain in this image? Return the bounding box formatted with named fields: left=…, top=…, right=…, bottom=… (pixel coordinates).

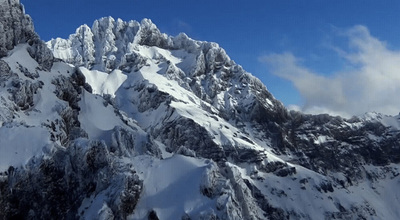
left=1, top=1, right=400, bottom=219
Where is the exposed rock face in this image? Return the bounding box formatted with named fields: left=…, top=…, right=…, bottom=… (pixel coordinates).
left=0, top=0, right=54, bottom=70
left=27, top=41, right=54, bottom=71
left=0, top=0, right=36, bottom=57
left=0, top=140, right=143, bottom=219
left=1, top=1, right=400, bottom=219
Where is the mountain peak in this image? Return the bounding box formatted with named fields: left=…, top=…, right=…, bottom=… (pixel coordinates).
left=47, top=16, right=231, bottom=73
left=46, top=16, right=287, bottom=123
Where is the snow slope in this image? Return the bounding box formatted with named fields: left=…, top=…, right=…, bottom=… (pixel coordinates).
left=0, top=125, right=50, bottom=171
left=79, top=67, right=127, bottom=96
left=130, top=155, right=216, bottom=220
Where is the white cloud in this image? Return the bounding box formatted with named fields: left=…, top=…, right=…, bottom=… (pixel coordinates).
left=260, top=25, right=400, bottom=117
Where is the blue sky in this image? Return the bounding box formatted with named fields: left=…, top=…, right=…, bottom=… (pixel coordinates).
left=21, top=0, right=400, bottom=116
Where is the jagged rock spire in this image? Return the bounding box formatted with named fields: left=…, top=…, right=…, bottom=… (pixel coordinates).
left=0, top=0, right=54, bottom=70
left=0, top=0, right=37, bottom=57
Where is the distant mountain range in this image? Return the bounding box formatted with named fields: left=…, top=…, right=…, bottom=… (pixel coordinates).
left=1, top=0, right=400, bottom=219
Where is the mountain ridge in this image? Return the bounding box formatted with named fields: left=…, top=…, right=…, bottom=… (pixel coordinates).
left=1, top=1, right=400, bottom=219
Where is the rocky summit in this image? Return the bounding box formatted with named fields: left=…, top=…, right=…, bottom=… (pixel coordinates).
left=1, top=0, right=400, bottom=219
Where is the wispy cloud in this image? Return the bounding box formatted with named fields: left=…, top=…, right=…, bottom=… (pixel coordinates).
left=169, top=19, right=193, bottom=36
left=260, top=25, right=400, bottom=117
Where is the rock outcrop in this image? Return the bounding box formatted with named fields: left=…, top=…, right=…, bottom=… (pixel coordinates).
left=0, top=0, right=36, bottom=57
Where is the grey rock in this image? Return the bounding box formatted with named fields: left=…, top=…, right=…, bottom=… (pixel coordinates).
left=0, top=0, right=37, bottom=57
left=8, top=78, right=43, bottom=110
left=0, top=60, right=12, bottom=82
left=27, top=41, right=54, bottom=71
left=0, top=139, right=143, bottom=219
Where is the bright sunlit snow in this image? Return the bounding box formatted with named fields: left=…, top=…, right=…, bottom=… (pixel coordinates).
left=130, top=155, right=216, bottom=220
